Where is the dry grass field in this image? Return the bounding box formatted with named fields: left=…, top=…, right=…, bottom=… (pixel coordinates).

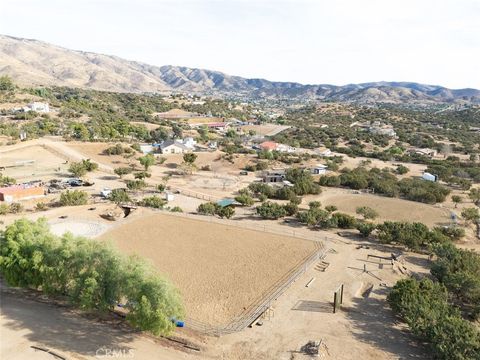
left=241, top=124, right=290, bottom=136
left=99, top=213, right=317, bottom=326
left=310, top=188, right=450, bottom=227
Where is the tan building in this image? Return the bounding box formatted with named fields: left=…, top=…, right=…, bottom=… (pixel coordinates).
left=0, top=183, right=45, bottom=203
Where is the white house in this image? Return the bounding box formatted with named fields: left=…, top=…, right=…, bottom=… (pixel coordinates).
left=25, top=102, right=50, bottom=113
left=160, top=140, right=190, bottom=154
left=182, top=137, right=197, bottom=150
left=276, top=143, right=296, bottom=153
left=311, top=164, right=328, bottom=175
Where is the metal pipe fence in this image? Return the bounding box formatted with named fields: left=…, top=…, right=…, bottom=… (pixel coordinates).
left=149, top=208, right=334, bottom=336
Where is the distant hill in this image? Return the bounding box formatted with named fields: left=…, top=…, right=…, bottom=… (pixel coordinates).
left=1, top=34, right=479, bottom=104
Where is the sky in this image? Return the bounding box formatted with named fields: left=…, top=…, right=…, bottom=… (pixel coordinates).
left=1, top=0, right=479, bottom=89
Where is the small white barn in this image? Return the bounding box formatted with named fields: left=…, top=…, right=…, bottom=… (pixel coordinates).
left=422, top=172, right=438, bottom=182
left=311, top=164, right=328, bottom=175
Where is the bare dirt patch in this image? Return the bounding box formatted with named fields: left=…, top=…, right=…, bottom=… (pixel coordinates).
left=99, top=213, right=317, bottom=326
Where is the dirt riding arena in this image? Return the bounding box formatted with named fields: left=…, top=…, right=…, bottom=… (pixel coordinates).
left=99, top=213, right=318, bottom=327
left=0, top=144, right=69, bottom=182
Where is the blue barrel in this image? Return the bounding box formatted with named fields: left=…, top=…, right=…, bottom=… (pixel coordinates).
left=175, top=321, right=185, bottom=327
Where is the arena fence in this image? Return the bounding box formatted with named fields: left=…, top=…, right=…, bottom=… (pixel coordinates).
left=184, top=241, right=326, bottom=336
left=149, top=208, right=332, bottom=336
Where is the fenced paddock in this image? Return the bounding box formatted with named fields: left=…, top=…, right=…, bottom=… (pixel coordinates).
left=186, top=240, right=326, bottom=336
left=99, top=211, right=328, bottom=334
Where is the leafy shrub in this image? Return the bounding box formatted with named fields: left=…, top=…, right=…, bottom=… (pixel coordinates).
left=0, top=204, right=9, bottom=215
left=356, top=206, right=379, bottom=220
left=197, top=202, right=218, bottom=216
left=356, top=222, right=376, bottom=237
left=216, top=206, right=235, bottom=219
left=331, top=212, right=357, bottom=229
left=109, top=189, right=131, bottom=204
left=114, top=167, right=132, bottom=178
left=0, top=219, right=184, bottom=336
left=235, top=194, right=254, bottom=206
left=8, top=203, right=23, bottom=214
left=256, top=201, right=287, bottom=219
left=60, top=190, right=88, bottom=206
left=141, top=196, right=166, bottom=209
left=388, top=278, right=480, bottom=360
left=126, top=179, right=146, bottom=191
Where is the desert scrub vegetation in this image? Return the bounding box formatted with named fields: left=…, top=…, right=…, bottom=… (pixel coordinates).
left=388, top=243, right=480, bottom=359
left=59, top=190, right=88, bottom=206
left=319, top=167, right=451, bottom=204
left=68, top=159, right=99, bottom=177
left=0, top=218, right=184, bottom=335
left=197, top=202, right=235, bottom=219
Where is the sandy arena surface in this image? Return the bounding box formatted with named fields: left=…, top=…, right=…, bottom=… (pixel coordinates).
left=0, top=144, right=69, bottom=182
left=48, top=219, right=111, bottom=238
left=99, top=213, right=317, bottom=326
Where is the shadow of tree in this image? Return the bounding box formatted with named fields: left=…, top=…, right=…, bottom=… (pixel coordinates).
left=345, top=287, right=430, bottom=359
left=1, top=286, right=137, bottom=358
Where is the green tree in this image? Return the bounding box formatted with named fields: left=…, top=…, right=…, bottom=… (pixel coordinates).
left=197, top=202, right=218, bottom=216
left=139, top=154, right=155, bottom=171
left=0, top=75, right=14, bottom=91
left=69, top=162, right=88, bottom=177
left=8, top=203, right=23, bottom=214
left=82, top=159, right=98, bottom=172
left=325, top=205, right=338, bottom=213
left=126, top=180, right=147, bottom=191
left=331, top=212, right=357, bottom=229
left=183, top=153, right=197, bottom=165
left=356, top=206, right=379, bottom=220
left=452, top=195, right=463, bottom=208
left=0, top=218, right=184, bottom=336
left=461, top=207, right=480, bottom=224
left=469, top=188, right=480, bottom=206
left=114, top=167, right=132, bottom=178
left=134, top=171, right=151, bottom=180
left=235, top=193, right=254, bottom=206
left=216, top=206, right=235, bottom=219
left=396, top=165, right=409, bottom=175
left=0, top=174, right=16, bottom=186
left=141, top=196, right=166, bottom=209
left=356, top=222, right=376, bottom=237
left=109, top=189, right=131, bottom=204
left=256, top=201, right=287, bottom=219
left=60, top=190, right=88, bottom=206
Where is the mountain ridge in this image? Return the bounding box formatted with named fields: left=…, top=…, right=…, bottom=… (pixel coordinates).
left=1, top=34, right=479, bottom=104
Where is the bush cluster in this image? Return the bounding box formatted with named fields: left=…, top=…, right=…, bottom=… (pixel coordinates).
left=388, top=278, right=480, bottom=360
left=0, top=219, right=184, bottom=335
left=320, top=167, right=450, bottom=204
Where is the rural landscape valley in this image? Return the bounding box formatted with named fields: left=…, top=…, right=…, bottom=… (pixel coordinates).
left=1, top=2, right=480, bottom=359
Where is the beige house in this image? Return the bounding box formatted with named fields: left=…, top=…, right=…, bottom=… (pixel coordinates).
left=160, top=140, right=190, bottom=154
